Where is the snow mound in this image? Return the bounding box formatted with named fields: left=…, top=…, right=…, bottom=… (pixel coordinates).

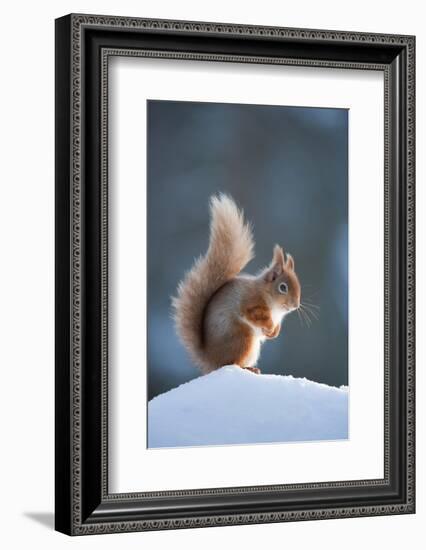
left=148, top=365, right=348, bottom=448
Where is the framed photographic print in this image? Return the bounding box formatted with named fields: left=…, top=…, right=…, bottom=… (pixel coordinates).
left=55, top=14, right=415, bottom=535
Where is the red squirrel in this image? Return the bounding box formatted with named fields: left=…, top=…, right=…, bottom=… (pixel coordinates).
left=172, top=194, right=301, bottom=374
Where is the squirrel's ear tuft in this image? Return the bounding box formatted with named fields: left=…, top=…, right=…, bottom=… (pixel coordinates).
left=286, top=253, right=295, bottom=271
left=264, top=245, right=285, bottom=282
left=273, top=244, right=286, bottom=268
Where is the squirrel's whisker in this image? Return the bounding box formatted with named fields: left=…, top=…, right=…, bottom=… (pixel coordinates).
left=301, top=303, right=319, bottom=321
left=299, top=305, right=312, bottom=327
left=306, top=310, right=318, bottom=322
left=300, top=308, right=310, bottom=328
left=300, top=304, right=317, bottom=324
left=302, top=304, right=319, bottom=319
left=301, top=299, right=320, bottom=309
left=303, top=293, right=320, bottom=303
left=304, top=302, right=320, bottom=313
left=304, top=306, right=317, bottom=322
left=303, top=304, right=319, bottom=318
left=297, top=307, right=308, bottom=328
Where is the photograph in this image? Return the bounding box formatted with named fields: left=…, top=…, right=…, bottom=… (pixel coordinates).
left=146, top=99, right=349, bottom=448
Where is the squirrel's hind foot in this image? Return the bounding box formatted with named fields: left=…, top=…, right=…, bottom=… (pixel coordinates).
left=243, top=366, right=261, bottom=375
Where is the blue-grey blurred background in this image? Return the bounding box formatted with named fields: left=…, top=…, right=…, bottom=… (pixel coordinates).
left=147, top=100, right=348, bottom=400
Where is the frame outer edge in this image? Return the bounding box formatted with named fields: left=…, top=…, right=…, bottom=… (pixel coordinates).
left=61, top=13, right=415, bottom=535
left=55, top=14, right=73, bottom=536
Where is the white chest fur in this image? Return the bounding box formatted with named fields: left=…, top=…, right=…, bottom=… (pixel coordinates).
left=271, top=306, right=287, bottom=326
left=246, top=334, right=263, bottom=367
left=239, top=317, right=263, bottom=367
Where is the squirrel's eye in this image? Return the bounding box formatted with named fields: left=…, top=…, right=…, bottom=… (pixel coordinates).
left=278, top=282, right=288, bottom=294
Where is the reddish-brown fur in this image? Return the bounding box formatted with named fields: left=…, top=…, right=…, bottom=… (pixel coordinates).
left=245, top=302, right=275, bottom=334
left=228, top=321, right=257, bottom=368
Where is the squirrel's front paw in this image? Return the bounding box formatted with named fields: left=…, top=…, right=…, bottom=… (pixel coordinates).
left=263, top=324, right=281, bottom=339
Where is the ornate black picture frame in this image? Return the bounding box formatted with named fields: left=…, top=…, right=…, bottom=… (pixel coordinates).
left=55, top=13, right=415, bottom=535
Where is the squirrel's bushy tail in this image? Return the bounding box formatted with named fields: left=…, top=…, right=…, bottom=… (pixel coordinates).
left=172, top=194, right=254, bottom=371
